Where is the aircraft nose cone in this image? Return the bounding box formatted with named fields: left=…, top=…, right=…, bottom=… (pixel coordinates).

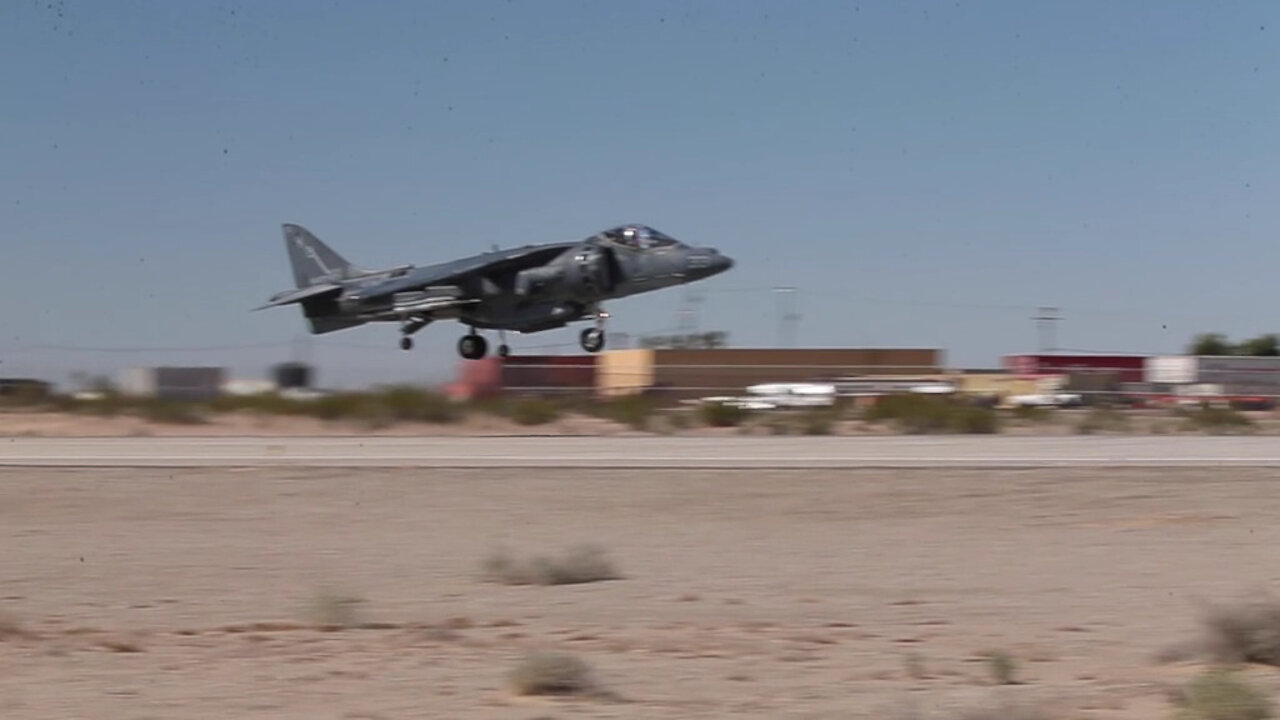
left=688, top=247, right=734, bottom=278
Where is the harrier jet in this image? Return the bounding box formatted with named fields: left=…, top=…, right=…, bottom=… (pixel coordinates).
left=257, top=223, right=734, bottom=359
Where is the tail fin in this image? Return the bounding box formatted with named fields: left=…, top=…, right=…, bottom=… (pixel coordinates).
left=283, top=223, right=361, bottom=288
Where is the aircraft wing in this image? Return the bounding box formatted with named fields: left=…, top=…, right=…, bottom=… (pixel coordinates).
left=350, top=242, right=578, bottom=301
left=254, top=283, right=342, bottom=310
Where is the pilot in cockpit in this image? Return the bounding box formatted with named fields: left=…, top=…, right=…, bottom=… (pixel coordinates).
left=602, top=225, right=677, bottom=250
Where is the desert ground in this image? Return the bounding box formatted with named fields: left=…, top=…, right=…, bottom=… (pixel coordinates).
left=3, top=464, right=1280, bottom=719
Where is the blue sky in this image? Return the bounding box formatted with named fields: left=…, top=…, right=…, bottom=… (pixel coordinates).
left=2, top=0, right=1277, bottom=388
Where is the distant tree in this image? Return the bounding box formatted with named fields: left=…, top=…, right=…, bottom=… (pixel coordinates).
left=1237, top=334, right=1280, bottom=356
left=638, top=331, right=729, bottom=350
left=1188, top=333, right=1236, bottom=356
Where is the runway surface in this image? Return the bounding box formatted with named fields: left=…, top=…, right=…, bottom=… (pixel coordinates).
left=1, top=434, right=1279, bottom=468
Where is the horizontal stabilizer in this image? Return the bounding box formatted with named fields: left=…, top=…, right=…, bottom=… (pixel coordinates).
left=254, top=283, right=342, bottom=310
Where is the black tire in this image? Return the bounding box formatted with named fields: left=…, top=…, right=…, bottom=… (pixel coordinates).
left=580, top=328, right=605, bottom=353
left=458, top=334, right=488, bottom=359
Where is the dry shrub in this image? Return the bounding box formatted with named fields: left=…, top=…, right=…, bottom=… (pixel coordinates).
left=982, top=649, right=1018, bottom=685
left=508, top=651, right=598, bottom=696
left=505, top=397, right=562, bottom=426
left=0, top=610, right=27, bottom=640
left=1201, top=596, right=1280, bottom=666
left=483, top=544, right=621, bottom=586
left=306, top=589, right=366, bottom=630
left=1171, top=667, right=1272, bottom=720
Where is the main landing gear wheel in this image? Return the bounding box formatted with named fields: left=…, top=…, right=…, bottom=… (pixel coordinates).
left=580, top=327, right=605, bottom=353
left=458, top=333, right=488, bottom=360
left=498, top=344, right=511, bottom=358
left=400, top=337, right=413, bottom=351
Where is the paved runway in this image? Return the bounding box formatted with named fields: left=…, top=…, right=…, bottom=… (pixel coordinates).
left=1, top=435, right=1279, bottom=468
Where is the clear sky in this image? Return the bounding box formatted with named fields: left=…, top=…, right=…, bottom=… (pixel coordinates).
left=3, top=0, right=1278, bottom=388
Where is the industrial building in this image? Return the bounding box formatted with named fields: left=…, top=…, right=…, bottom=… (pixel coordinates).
left=119, top=362, right=318, bottom=401
left=120, top=366, right=225, bottom=401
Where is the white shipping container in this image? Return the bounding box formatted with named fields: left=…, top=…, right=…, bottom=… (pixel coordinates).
left=1145, top=356, right=1196, bottom=384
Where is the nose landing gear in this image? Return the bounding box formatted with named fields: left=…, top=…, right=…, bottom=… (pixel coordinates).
left=398, top=317, right=430, bottom=350
left=579, top=307, right=608, bottom=353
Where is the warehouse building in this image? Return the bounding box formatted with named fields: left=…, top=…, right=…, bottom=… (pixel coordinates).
left=120, top=366, right=225, bottom=401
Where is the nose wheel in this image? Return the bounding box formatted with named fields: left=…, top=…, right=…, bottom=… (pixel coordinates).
left=580, top=327, right=605, bottom=353
left=400, top=337, right=413, bottom=351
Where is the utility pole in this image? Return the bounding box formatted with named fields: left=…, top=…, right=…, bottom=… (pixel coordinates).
left=676, top=287, right=704, bottom=335
left=774, top=286, right=799, bottom=347
left=1033, top=306, right=1060, bottom=353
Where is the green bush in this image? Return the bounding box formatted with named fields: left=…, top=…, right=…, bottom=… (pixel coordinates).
left=374, top=385, right=463, bottom=423
left=138, top=400, right=209, bottom=425
left=1074, top=406, right=1131, bottom=434
left=864, top=394, right=999, bottom=434
left=1009, top=404, right=1055, bottom=423
left=507, top=397, right=562, bottom=426
left=698, top=400, right=750, bottom=427
left=587, top=393, right=661, bottom=430
left=799, top=408, right=838, bottom=435
left=1178, top=406, right=1255, bottom=435
left=1172, top=667, right=1272, bottom=720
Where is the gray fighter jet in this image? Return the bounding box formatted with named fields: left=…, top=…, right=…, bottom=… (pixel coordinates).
left=257, top=223, right=734, bottom=359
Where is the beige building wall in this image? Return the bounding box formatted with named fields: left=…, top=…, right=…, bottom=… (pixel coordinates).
left=949, top=372, right=1049, bottom=405
left=596, top=349, right=657, bottom=397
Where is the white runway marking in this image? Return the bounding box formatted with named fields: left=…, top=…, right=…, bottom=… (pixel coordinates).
left=1, top=435, right=1278, bottom=468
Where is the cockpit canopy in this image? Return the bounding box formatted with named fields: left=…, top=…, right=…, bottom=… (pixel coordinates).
left=597, top=224, right=680, bottom=251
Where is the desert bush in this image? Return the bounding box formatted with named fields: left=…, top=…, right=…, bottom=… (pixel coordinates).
left=1074, top=406, right=1130, bottom=434
left=1171, top=667, right=1272, bottom=720
left=1009, top=404, right=1054, bottom=423
left=585, top=394, right=661, bottom=430
left=663, top=408, right=692, bottom=432
left=137, top=400, right=209, bottom=424
left=505, top=396, right=562, bottom=426
left=509, top=651, right=597, bottom=696
left=698, top=400, right=750, bottom=427
left=374, top=385, right=463, bottom=423
left=0, top=610, right=26, bottom=639
left=1200, top=596, right=1280, bottom=666
left=981, top=649, right=1018, bottom=685
left=799, top=408, right=838, bottom=435
left=1178, top=406, right=1256, bottom=435
left=865, top=394, right=999, bottom=434
left=483, top=544, right=621, bottom=586
left=306, top=589, right=366, bottom=630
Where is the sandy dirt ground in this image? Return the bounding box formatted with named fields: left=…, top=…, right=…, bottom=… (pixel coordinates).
left=2, top=466, right=1280, bottom=719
